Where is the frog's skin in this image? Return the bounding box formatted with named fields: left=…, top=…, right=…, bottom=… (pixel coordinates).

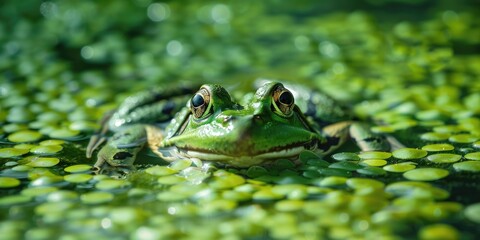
left=86, top=81, right=389, bottom=175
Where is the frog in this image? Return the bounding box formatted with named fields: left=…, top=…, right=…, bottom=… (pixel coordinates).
left=86, top=80, right=391, bottom=175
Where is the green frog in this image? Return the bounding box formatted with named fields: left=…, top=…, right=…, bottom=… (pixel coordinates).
left=86, top=80, right=390, bottom=175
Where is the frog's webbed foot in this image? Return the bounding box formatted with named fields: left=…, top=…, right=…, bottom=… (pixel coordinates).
left=92, top=154, right=135, bottom=178
left=91, top=125, right=146, bottom=176
left=86, top=110, right=115, bottom=158
left=92, top=142, right=141, bottom=177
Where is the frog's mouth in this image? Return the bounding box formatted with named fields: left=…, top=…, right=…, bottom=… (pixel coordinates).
left=166, top=140, right=319, bottom=167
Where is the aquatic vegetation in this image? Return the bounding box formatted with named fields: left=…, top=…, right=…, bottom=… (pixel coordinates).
left=1, top=0, right=479, bottom=239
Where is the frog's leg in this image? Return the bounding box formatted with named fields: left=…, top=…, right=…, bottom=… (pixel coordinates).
left=320, top=121, right=353, bottom=154
left=92, top=124, right=147, bottom=176
left=349, top=122, right=391, bottom=151
left=86, top=90, right=192, bottom=158
left=321, top=121, right=394, bottom=154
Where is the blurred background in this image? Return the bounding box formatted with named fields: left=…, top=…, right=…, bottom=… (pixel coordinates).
left=2, top=0, right=479, bottom=95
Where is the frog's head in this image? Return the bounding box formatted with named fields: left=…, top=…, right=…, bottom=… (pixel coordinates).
left=160, top=82, right=324, bottom=167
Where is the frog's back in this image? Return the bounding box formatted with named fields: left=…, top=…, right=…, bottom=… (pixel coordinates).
left=283, top=83, right=353, bottom=127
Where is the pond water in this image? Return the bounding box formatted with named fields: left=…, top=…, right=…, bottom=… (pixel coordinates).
left=1, top=0, right=480, bottom=239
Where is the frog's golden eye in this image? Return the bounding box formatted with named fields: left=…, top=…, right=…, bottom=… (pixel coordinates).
left=190, top=88, right=212, bottom=119
left=271, top=86, right=294, bottom=117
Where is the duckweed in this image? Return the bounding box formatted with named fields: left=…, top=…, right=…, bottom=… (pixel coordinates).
left=421, top=143, right=455, bottom=152
left=209, top=172, right=245, bottom=189
left=392, top=148, right=428, bottom=160
left=21, top=186, right=58, bottom=197
left=331, top=152, right=360, bottom=161
left=328, top=161, right=362, bottom=171
left=0, top=195, right=31, bottom=206
left=426, top=153, right=462, bottom=163
left=403, top=168, right=449, bottom=181
left=157, top=175, right=186, bottom=185
left=358, top=151, right=392, bottom=160
left=46, top=190, right=79, bottom=202
left=356, top=167, right=386, bottom=176
left=452, top=161, right=480, bottom=172
left=252, top=188, right=283, bottom=201
left=64, top=164, right=92, bottom=173
left=360, top=159, right=387, bottom=167
left=157, top=191, right=189, bottom=202
left=0, top=148, right=30, bottom=158
left=418, top=224, right=459, bottom=240
left=449, top=134, right=478, bottom=143
left=14, top=144, right=36, bottom=150
left=39, top=140, right=65, bottom=146
left=464, top=203, right=480, bottom=224
left=64, top=174, right=93, bottom=183
left=274, top=200, right=305, bottom=212
left=385, top=181, right=449, bottom=200
left=48, top=129, right=81, bottom=140
left=29, top=145, right=63, bottom=155
left=7, top=130, right=42, bottom=143
left=80, top=192, right=114, bottom=204
left=145, top=166, right=178, bottom=176
left=1, top=1, right=479, bottom=239
left=383, top=163, right=416, bottom=172
left=346, top=178, right=385, bottom=191
left=25, top=157, right=60, bottom=167
left=0, top=177, right=21, bottom=188
left=316, top=176, right=347, bottom=187
left=95, top=179, right=130, bottom=190
left=464, top=152, right=480, bottom=160
left=420, top=132, right=450, bottom=141
left=169, top=159, right=193, bottom=171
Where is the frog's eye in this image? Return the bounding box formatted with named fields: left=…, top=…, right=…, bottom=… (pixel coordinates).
left=190, top=88, right=212, bottom=119
left=271, top=86, right=294, bottom=117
